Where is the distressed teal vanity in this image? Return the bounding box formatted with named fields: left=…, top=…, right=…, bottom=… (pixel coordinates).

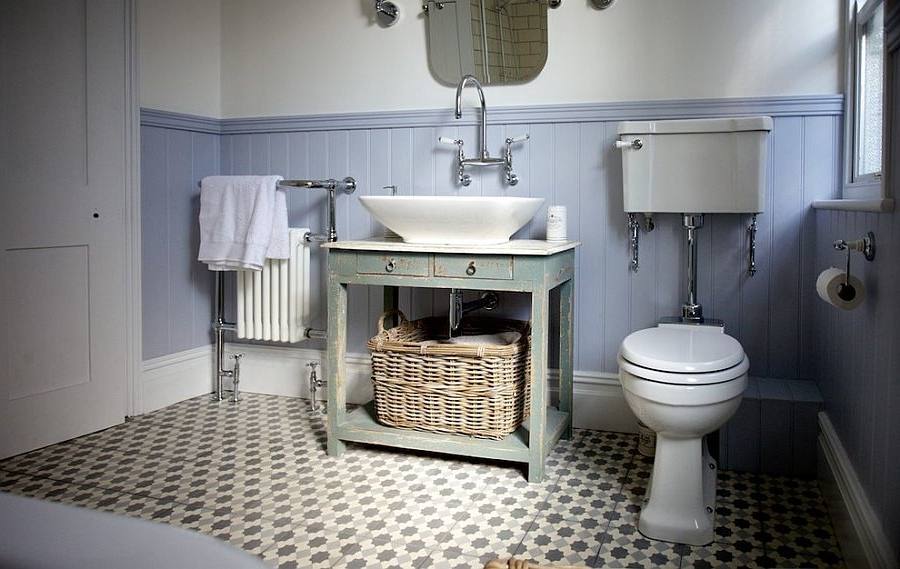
left=320, top=238, right=579, bottom=482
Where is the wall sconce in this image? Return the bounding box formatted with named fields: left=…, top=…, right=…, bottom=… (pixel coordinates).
left=375, top=0, right=400, bottom=27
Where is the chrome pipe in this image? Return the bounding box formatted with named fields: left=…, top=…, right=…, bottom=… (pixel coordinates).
left=300, top=177, right=357, bottom=243
left=306, top=328, right=327, bottom=340
left=307, top=361, right=325, bottom=412
left=230, top=354, right=243, bottom=403
left=449, top=289, right=499, bottom=337
left=627, top=213, right=640, bottom=272
left=682, top=214, right=704, bottom=322
left=747, top=214, right=759, bottom=277
left=213, top=272, right=227, bottom=401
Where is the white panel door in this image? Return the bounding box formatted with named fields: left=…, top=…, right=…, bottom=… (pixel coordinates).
left=0, top=0, right=129, bottom=457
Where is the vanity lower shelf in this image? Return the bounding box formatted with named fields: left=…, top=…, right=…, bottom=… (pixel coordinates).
left=337, top=401, right=570, bottom=464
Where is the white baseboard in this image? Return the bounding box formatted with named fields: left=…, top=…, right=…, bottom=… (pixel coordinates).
left=818, top=412, right=896, bottom=569
left=140, top=342, right=638, bottom=433
left=224, top=342, right=638, bottom=433
left=222, top=343, right=375, bottom=404
left=141, top=345, right=213, bottom=414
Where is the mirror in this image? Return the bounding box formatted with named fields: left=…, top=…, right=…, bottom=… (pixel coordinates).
left=424, top=0, right=549, bottom=86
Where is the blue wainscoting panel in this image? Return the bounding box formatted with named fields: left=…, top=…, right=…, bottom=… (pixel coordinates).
left=141, top=126, right=170, bottom=359
left=140, top=126, right=219, bottom=360
left=141, top=99, right=843, bottom=383
left=813, top=207, right=899, bottom=551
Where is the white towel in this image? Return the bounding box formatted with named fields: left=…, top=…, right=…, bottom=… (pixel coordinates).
left=447, top=331, right=521, bottom=346
left=198, top=175, right=289, bottom=271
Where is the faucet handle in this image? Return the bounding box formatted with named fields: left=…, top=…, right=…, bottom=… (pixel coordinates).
left=439, top=136, right=464, bottom=146
left=382, top=185, right=398, bottom=196
left=506, top=133, right=530, bottom=145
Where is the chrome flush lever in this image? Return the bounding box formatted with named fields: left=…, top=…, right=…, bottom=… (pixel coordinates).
left=615, top=138, right=643, bottom=150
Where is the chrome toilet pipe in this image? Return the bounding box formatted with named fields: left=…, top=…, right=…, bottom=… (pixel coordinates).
left=682, top=214, right=704, bottom=322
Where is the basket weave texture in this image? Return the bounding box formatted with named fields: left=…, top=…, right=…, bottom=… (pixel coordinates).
left=367, top=310, right=532, bottom=440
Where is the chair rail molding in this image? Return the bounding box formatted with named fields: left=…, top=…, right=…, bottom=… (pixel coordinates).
left=141, top=94, right=843, bottom=134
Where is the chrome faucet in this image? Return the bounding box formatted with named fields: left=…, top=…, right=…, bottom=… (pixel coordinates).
left=455, top=75, right=491, bottom=162
left=440, top=74, right=528, bottom=186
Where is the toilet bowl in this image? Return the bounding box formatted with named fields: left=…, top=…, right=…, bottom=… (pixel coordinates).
left=618, top=323, right=748, bottom=546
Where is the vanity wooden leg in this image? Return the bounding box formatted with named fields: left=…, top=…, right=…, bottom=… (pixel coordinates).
left=528, top=285, right=549, bottom=483
left=558, top=277, right=575, bottom=440
left=327, top=276, right=348, bottom=457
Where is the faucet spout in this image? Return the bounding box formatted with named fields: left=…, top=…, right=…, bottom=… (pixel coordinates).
left=454, top=74, right=488, bottom=159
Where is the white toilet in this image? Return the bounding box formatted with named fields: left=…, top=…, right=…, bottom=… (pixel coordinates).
left=614, top=116, right=772, bottom=546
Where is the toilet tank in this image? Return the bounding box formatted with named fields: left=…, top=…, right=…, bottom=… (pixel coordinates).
left=617, top=116, right=773, bottom=214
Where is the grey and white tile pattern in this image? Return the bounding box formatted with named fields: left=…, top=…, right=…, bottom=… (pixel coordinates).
left=0, top=393, right=844, bottom=568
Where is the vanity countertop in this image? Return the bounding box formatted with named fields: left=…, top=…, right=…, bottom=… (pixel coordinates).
left=322, top=238, right=580, bottom=256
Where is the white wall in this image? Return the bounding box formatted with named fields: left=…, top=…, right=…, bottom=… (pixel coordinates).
left=139, top=0, right=222, bottom=117
left=138, top=0, right=842, bottom=119
left=217, top=0, right=841, bottom=118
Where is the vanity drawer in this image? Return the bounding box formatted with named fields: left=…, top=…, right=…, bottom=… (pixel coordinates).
left=357, top=253, right=430, bottom=277
left=434, top=255, right=513, bottom=280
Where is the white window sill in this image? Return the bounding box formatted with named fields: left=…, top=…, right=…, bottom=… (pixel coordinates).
left=812, top=198, right=895, bottom=212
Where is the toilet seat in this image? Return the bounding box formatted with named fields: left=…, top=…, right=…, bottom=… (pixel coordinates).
left=619, top=356, right=748, bottom=386
left=619, top=325, right=747, bottom=385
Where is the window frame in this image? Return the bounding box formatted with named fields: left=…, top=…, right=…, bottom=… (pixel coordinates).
left=843, top=0, right=885, bottom=199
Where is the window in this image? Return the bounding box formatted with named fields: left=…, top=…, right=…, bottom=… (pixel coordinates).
left=845, top=0, right=885, bottom=198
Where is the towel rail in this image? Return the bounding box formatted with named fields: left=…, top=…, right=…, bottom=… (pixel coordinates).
left=206, top=176, right=356, bottom=402
left=197, top=178, right=357, bottom=193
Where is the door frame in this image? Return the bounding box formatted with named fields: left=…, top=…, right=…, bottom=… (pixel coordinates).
left=124, top=0, right=143, bottom=417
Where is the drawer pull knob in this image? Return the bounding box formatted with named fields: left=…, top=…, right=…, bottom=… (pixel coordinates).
left=385, top=259, right=396, bottom=273
left=466, top=262, right=477, bottom=276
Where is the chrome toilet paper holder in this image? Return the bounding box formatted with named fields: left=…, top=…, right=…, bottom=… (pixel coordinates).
left=833, top=231, right=876, bottom=261
left=832, top=231, right=875, bottom=302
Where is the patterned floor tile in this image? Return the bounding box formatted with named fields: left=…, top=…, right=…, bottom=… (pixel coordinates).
left=418, top=548, right=484, bottom=568
left=441, top=502, right=536, bottom=563
left=261, top=522, right=372, bottom=569
left=167, top=507, right=287, bottom=555
left=357, top=496, right=462, bottom=545
left=335, top=534, right=436, bottom=569
left=0, top=471, right=209, bottom=526
left=593, top=513, right=684, bottom=569
left=2, top=444, right=186, bottom=496
left=680, top=542, right=770, bottom=568
left=713, top=498, right=765, bottom=550
left=474, top=472, right=558, bottom=513
left=513, top=515, right=606, bottom=566
left=0, top=394, right=845, bottom=569
left=761, top=518, right=844, bottom=568
left=754, top=475, right=843, bottom=568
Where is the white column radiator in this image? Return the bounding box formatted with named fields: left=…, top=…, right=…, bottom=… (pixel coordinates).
left=236, top=228, right=310, bottom=343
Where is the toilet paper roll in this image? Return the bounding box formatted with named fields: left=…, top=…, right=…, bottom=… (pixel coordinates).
left=816, top=267, right=866, bottom=310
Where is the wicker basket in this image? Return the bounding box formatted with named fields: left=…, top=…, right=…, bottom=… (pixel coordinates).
left=367, top=310, right=531, bottom=440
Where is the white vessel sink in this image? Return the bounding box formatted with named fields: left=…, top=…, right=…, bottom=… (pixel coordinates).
left=359, top=196, right=544, bottom=245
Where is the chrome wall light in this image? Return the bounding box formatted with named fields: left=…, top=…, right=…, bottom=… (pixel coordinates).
left=375, top=0, right=400, bottom=26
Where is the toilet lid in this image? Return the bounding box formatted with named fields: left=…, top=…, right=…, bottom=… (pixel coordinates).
left=620, top=325, right=745, bottom=374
